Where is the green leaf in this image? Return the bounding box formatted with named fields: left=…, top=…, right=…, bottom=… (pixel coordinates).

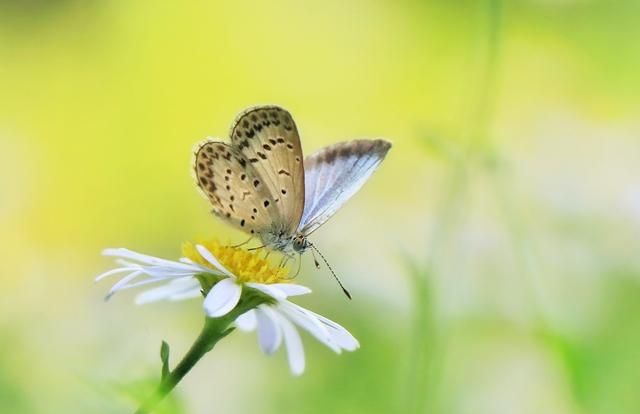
left=160, top=340, right=170, bottom=380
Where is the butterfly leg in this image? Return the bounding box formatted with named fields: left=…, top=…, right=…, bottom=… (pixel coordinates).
left=280, top=254, right=300, bottom=279
left=290, top=253, right=302, bottom=279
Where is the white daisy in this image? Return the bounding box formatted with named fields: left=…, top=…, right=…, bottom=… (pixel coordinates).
left=96, top=240, right=359, bottom=375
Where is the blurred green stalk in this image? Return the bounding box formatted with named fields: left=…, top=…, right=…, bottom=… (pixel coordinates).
left=408, top=1, right=503, bottom=413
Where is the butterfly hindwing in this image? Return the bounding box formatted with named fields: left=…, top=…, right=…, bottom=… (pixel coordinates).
left=299, top=139, right=391, bottom=235
left=194, top=140, right=281, bottom=235
left=229, top=106, right=305, bottom=235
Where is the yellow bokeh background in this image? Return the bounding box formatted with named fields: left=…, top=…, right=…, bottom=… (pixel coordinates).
left=1, top=1, right=639, bottom=413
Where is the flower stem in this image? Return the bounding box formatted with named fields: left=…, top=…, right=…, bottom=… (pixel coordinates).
left=133, top=312, right=237, bottom=414
left=132, top=280, right=272, bottom=413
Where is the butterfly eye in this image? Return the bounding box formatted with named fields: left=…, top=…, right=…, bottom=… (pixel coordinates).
left=292, top=237, right=308, bottom=252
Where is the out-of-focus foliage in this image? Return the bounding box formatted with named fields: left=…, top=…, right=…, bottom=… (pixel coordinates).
left=1, top=1, right=639, bottom=413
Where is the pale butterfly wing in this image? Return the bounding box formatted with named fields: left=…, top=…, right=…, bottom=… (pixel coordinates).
left=298, top=139, right=392, bottom=235
left=194, top=141, right=281, bottom=235
left=229, top=106, right=305, bottom=235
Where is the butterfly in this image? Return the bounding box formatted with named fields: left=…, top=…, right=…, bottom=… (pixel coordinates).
left=193, top=105, right=391, bottom=281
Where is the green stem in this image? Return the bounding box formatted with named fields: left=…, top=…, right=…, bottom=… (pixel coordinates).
left=134, top=316, right=234, bottom=414
left=133, top=288, right=271, bottom=414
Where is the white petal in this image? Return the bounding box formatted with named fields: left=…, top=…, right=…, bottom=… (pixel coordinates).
left=273, top=310, right=305, bottom=376
left=203, top=278, right=242, bottom=317
left=235, top=310, right=257, bottom=332
left=277, top=302, right=341, bottom=353
left=255, top=306, right=282, bottom=354
left=105, top=270, right=143, bottom=299
left=105, top=270, right=195, bottom=299
left=135, top=284, right=180, bottom=304
left=112, top=277, right=169, bottom=294
left=139, top=266, right=197, bottom=278
left=95, top=266, right=138, bottom=281
left=114, top=259, right=139, bottom=268
left=182, top=261, right=225, bottom=275
left=246, top=283, right=287, bottom=300
left=135, top=278, right=200, bottom=304
left=195, top=245, right=234, bottom=277
left=268, top=283, right=312, bottom=297
left=105, top=250, right=204, bottom=275
left=169, top=288, right=202, bottom=301
left=307, top=309, right=360, bottom=351
left=103, top=248, right=187, bottom=268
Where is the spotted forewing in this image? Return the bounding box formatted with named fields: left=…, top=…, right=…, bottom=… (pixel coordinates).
left=194, top=106, right=305, bottom=236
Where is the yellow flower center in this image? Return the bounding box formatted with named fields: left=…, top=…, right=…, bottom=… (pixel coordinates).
left=182, top=240, right=289, bottom=284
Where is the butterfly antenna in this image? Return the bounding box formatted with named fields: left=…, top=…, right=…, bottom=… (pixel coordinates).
left=308, top=243, right=352, bottom=300
left=231, top=236, right=254, bottom=248
left=309, top=248, right=321, bottom=269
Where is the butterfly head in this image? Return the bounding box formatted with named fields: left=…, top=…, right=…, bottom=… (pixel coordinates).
left=258, top=228, right=308, bottom=255
left=292, top=234, right=309, bottom=253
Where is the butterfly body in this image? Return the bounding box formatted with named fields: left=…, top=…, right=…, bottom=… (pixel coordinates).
left=194, top=105, right=391, bottom=257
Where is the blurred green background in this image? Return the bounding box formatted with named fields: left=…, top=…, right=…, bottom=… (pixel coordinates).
left=1, top=0, right=639, bottom=413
